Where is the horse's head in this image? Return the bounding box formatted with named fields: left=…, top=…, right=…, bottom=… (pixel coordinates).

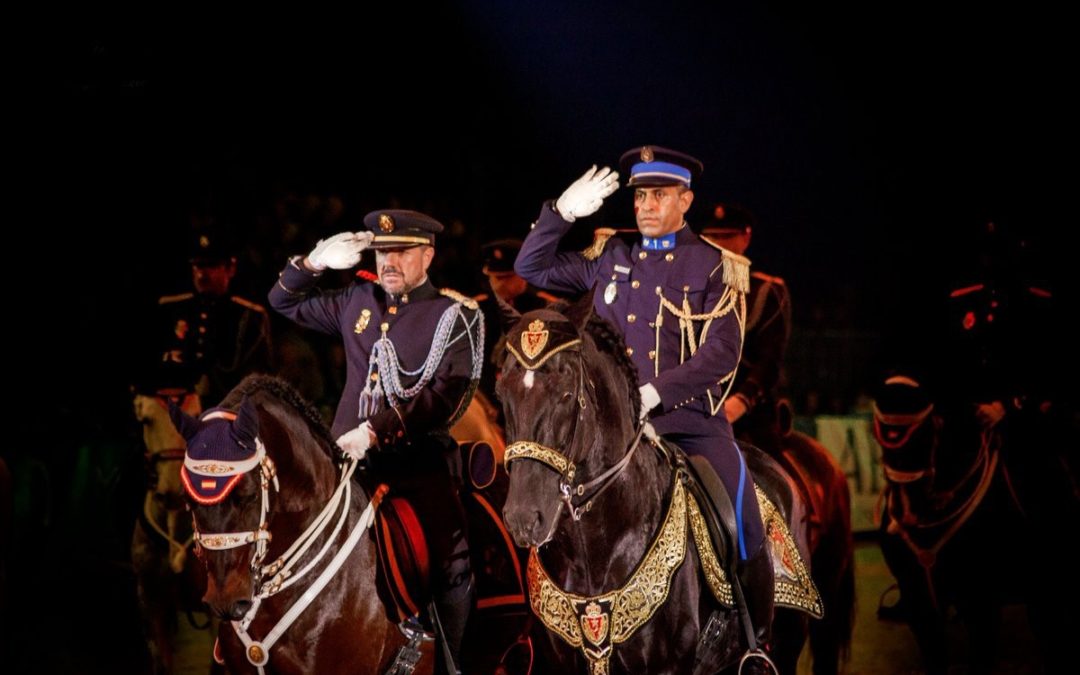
left=171, top=398, right=269, bottom=619
left=873, top=375, right=940, bottom=484
left=497, top=291, right=640, bottom=547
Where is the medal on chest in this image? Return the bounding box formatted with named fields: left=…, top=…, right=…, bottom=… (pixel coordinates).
left=604, top=281, right=617, bottom=305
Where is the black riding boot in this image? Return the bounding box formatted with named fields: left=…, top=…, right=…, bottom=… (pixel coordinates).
left=434, top=575, right=473, bottom=675
left=736, top=539, right=776, bottom=674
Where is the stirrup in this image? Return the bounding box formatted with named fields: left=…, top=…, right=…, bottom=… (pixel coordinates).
left=738, top=648, right=778, bottom=675
left=385, top=618, right=434, bottom=675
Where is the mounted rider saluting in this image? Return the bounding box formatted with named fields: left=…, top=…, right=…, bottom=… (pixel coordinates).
left=515, top=146, right=775, bottom=670
left=268, top=209, right=483, bottom=674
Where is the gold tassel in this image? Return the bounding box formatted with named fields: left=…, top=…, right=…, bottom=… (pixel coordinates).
left=721, top=249, right=751, bottom=294
left=581, top=228, right=616, bottom=261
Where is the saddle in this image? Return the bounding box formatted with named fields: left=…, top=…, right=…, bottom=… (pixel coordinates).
left=372, top=440, right=527, bottom=625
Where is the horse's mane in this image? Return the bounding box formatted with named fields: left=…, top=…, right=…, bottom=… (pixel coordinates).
left=220, top=374, right=337, bottom=457
left=543, top=299, right=642, bottom=415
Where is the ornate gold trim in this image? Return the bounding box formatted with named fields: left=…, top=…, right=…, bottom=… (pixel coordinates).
left=756, top=485, right=823, bottom=618
left=686, top=491, right=734, bottom=606
left=504, top=441, right=575, bottom=481
left=506, top=338, right=583, bottom=370
left=527, top=479, right=688, bottom=673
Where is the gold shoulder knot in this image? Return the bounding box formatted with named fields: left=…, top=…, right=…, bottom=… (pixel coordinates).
left=440, top=288, right=479, bottom=310
left=230, top=296, right=267, bottom=312
left=581, top=227, right=616, bottom=261
left=751, top=271, right=785, bottom=286
left=158, top=292, right=194, bottom=305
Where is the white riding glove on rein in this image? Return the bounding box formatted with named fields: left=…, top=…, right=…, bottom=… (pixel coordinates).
left=638, top=383, right=661, bottom=421
left=307, top=231, right=376, bottom=271
left=555, top=165, right=620, bottom=222
left=336, top=421, right=375, bottom=461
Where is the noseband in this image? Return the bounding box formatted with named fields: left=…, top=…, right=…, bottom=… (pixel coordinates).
left=503, top=327, right=644, bottom=521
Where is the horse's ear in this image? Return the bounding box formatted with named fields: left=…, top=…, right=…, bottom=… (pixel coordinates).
left=495, top=293, right=522, bottom=333
left=564, top=286, right=596, bottom=332
left=233, top=398, right=260, bottom=446
left=168, top=402, right=202, bottom=442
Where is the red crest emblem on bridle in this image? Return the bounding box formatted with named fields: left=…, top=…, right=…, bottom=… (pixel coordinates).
left=521, top=319, right=549, bottom=360
left=580, top=601, right=609, bottom=646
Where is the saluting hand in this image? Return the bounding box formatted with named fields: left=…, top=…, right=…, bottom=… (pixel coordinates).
left=555, top=165, right=620, bottom=223
left=307, top=231, right=376, bottom=271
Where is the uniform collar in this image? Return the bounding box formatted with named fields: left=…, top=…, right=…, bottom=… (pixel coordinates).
left=641, top=223, right=691, bottom=250
left=385, top=278, right=438, bottom=306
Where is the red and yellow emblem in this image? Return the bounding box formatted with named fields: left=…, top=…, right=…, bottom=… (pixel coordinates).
left=379, top=213, right=395, bottom=232
left=580, top=601, right=609, bottom=647
left=521, top=319, right=549, bottom=359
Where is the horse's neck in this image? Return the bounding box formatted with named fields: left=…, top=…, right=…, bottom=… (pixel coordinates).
left=545, top=442, right=670, bottom=591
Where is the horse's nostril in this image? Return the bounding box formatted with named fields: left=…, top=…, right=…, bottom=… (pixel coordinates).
left=230, top=600, right=253, bottom=620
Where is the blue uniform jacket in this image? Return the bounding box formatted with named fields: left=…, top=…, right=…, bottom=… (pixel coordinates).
left=269, top=258, right=481, bottom=448
left=516, top=203, right=742, bottom=442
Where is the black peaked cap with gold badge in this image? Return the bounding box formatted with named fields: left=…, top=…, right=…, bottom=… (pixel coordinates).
left=363, top=209, right=444, bottom=250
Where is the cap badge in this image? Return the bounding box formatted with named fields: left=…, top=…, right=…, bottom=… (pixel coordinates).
left=199, top=235, right=210, bottom=249
left=493, top=248, right=503, bottom=260
left=521, top=319, right=549, bottom=359
left=378, top=214, right=395, bottom=233
left=640, top=146, right=654, bottom=162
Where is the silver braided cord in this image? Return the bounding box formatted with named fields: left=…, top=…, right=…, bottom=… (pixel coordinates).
left=362, top=302, right=484, bottom=410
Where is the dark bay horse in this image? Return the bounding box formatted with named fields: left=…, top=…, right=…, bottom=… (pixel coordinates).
left=498, top=296, right=822, bottom=675
left=172, top=376, right=434, bottom=675
left=873, top=375, right=1078, bottom=674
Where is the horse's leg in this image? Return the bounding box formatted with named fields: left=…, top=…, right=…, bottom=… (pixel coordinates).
left=879, top=532, right=948, bottom=675
left=768, top=609, right=808, bottom=674
left=808, top=501, right=855, bottom=675
left=132, top=520, right=174, bottom=675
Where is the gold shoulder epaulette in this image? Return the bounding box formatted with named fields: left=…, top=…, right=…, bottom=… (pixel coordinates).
left=581, top=227, right=616, bottom=261
left=440, top=288, right=479, bottom=310
left=751, top=271, right=785, bottom=286
left=230, top=296, right=267, bottom=313
left=158, top=292, right=194, bottom=305
left=710, top=249, right=750, bottom=294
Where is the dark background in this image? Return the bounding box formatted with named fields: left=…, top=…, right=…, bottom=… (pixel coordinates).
left=7, top=2, right=1074, bottom=671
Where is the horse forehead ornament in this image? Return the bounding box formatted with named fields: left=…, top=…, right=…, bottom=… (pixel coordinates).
left=505, top=310, right=583, bottom=369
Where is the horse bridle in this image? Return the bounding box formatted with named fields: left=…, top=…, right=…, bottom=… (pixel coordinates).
left=503, top=345, right=646, bottom=522
left=183, top=411, right=280, bottom=572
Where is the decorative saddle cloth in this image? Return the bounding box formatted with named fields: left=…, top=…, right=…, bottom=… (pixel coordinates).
left=684, top=451, right=823, bottom=618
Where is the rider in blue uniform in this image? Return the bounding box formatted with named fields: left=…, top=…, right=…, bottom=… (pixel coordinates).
left=515, top=146, right=774, bottom=659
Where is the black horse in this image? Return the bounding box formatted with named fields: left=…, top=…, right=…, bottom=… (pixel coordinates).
left=873, top=375, right=1079, bottom=674
left=498, top=295, right=823, bottom=674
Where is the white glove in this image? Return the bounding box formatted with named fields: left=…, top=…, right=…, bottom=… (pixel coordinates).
left=336, top=421, right=375, bottom=461
left=638, top=383, right=661, bottom=420
left=555, top=165, right=620, bottom=223
left=307, top=232, right=375, bottom=271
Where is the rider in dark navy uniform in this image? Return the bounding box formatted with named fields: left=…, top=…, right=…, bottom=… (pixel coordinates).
left=142, top=231, right=273, bottom=407
left=268, top=210, right=482, bottom=672
left=701, top=203, right=792, bottom=454
left=515, top=147, right=774, bottom=661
